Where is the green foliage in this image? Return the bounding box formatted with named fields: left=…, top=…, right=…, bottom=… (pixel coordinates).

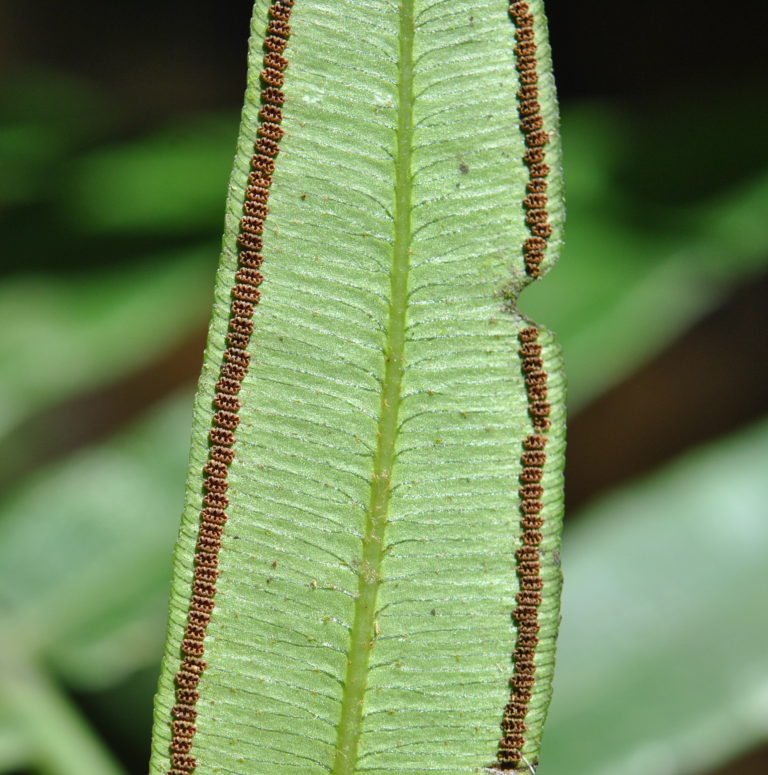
left=2, top=2, right=768, bottom=774
left=65, top=117, right=236, bottom=235
left=521, top=105, right=768, bottom=407
left=541, top=419, right=768, bottom=775
left=0, top=396, right=191, bottom=689
left=0, top=257, right=211, bottom=440
left=0, top=395, right=193, bottom=774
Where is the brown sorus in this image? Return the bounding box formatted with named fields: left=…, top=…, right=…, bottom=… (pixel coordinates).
left=497, top=322, right=552, bottom=769
left=166, top=2, right=294, bottom=772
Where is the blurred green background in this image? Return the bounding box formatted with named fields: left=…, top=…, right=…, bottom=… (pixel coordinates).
left=1, top=2, right=767, bottom=774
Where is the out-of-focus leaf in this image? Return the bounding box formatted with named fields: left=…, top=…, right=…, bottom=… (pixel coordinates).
left=538, top=418, right=768, bottom=775
left=63, top=117, right=236, bottom=234
left=0, top=648, right=126, bottom=775
left=0, top=253, right=211, bottom=439
left=0, top=392, right=192, bottom=688
left=521, top=105, right=768, bottom=407
left=0, top=70, right=109, bottom=206
left=0, top=711, right=28, bottom=772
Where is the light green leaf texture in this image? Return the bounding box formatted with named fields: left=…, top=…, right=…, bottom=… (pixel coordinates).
left=151, top=1, right=565, bottom=773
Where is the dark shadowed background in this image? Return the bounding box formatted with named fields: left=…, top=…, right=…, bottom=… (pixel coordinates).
left=1, top=2, right=767, bottom=774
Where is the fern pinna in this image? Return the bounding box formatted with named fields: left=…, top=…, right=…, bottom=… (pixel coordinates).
left=150, top=1, right=565, bottom=773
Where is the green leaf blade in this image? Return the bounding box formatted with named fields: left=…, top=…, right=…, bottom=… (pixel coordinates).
left=151, top=0, right=565, bottom=772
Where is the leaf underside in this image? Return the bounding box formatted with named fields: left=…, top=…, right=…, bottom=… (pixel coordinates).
left=150, top=0, right=565, bottom=773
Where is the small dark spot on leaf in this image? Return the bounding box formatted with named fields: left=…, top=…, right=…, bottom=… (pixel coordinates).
left=459, top=162, right=469, bottom=174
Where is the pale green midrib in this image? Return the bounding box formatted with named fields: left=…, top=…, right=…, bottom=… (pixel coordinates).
left=330, top=2, right=415, bottom=774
